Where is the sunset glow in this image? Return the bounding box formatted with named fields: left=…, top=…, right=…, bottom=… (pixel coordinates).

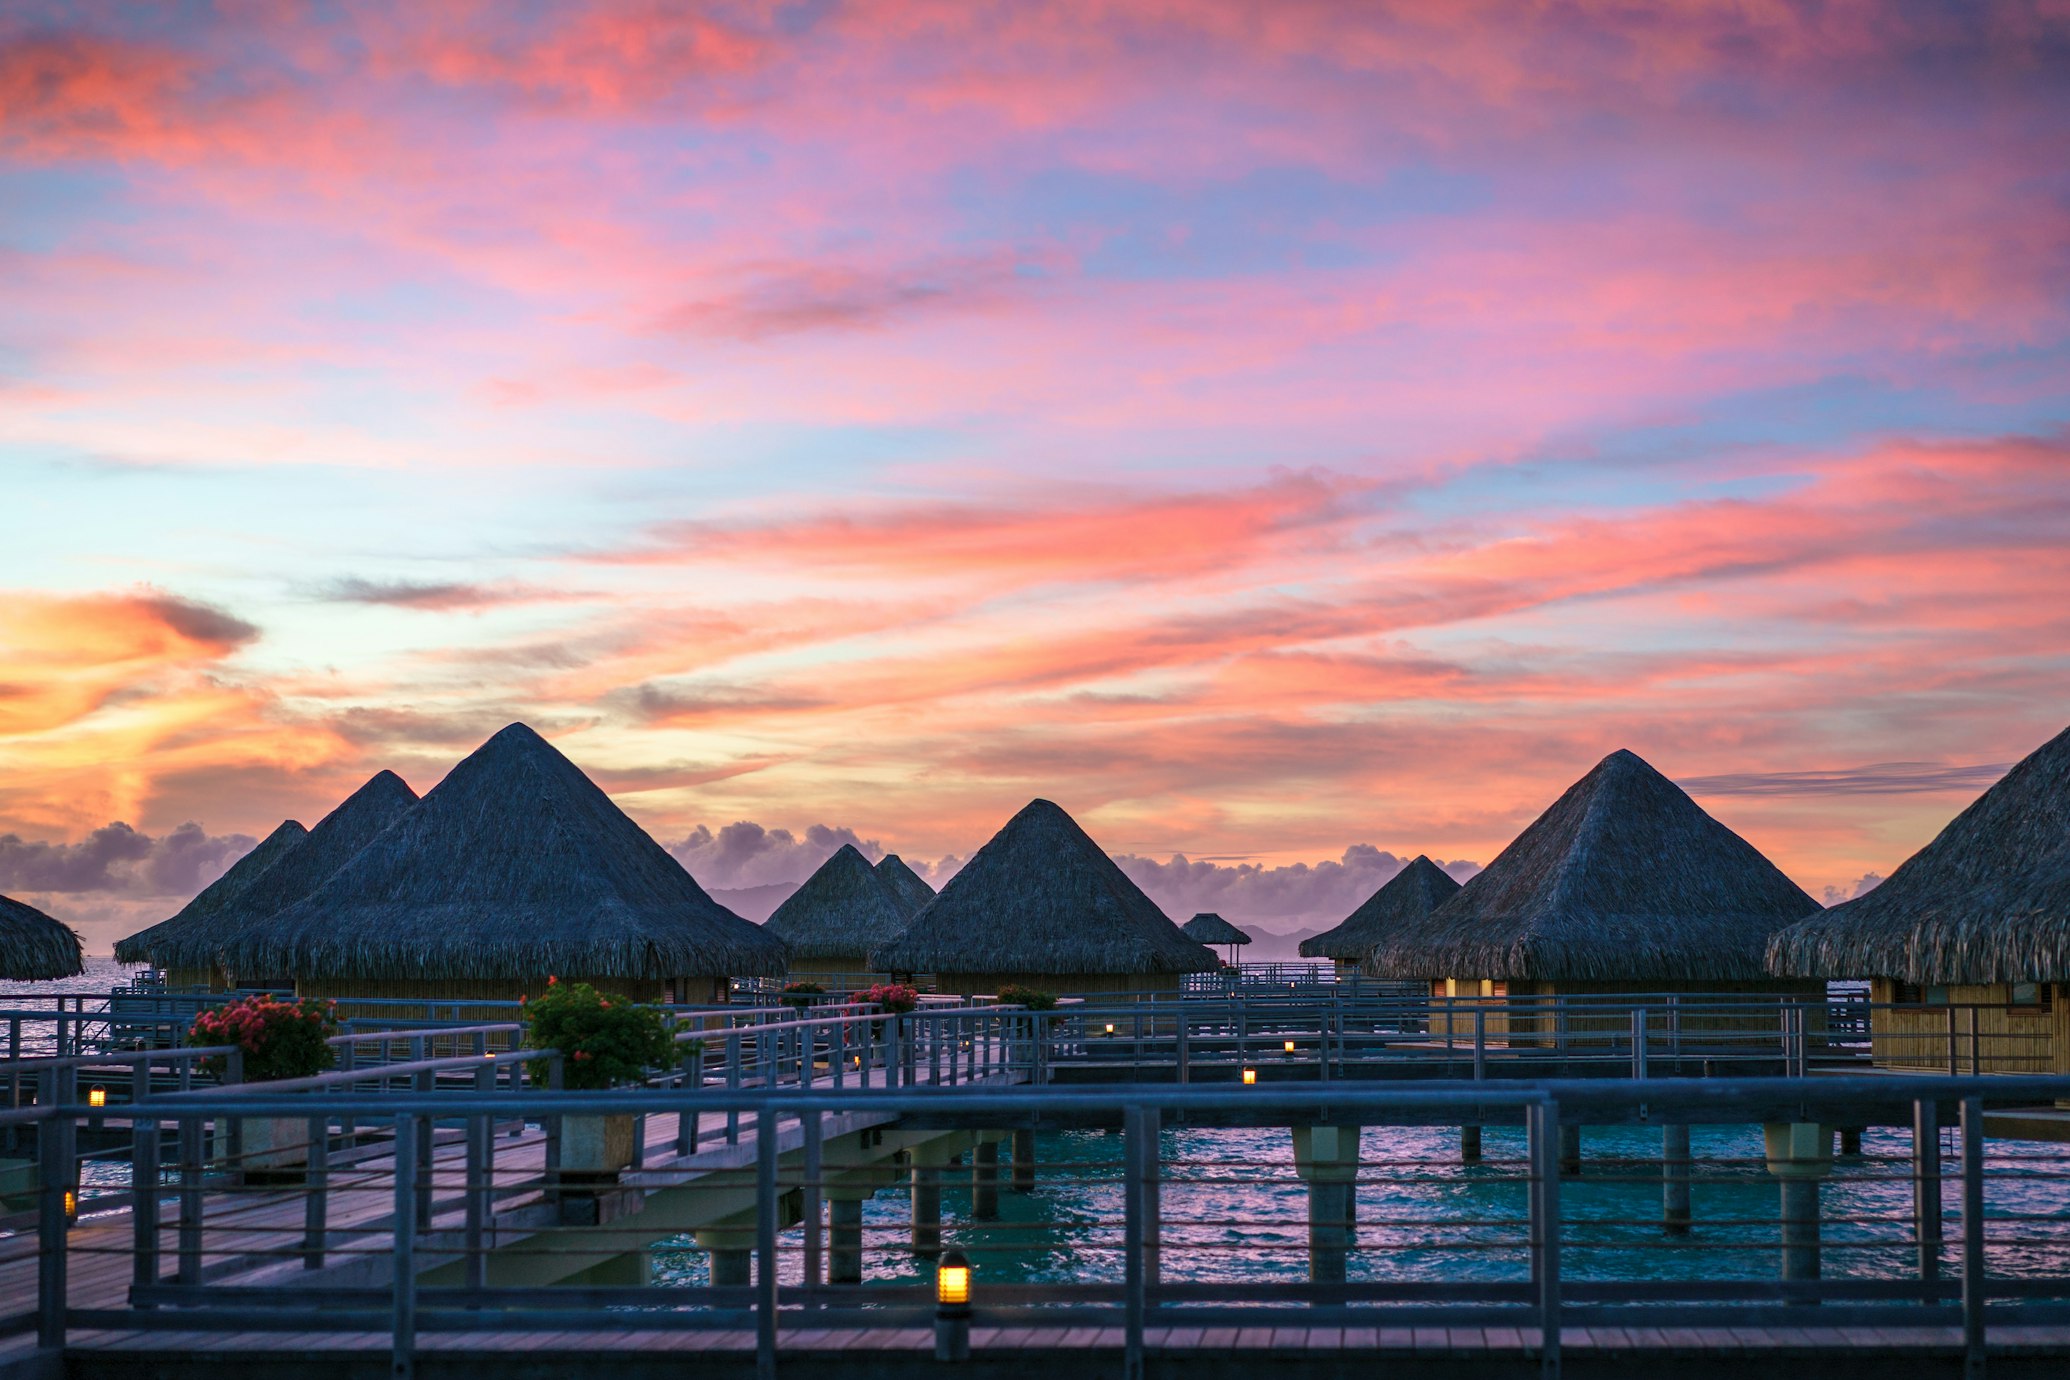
left=4, top=2, right=2068, bottom=950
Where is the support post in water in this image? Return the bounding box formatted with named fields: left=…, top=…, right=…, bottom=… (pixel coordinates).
left=1558, top=1124, right=1581, bottom=1177
left=1460, top=1124, right=1483, bottom=1164
left=1914, top=1098, right=1943, bottom=1283
left=1290, top=1123, right=1361, bottom=1287
left=827, top=1190, right=869, bottom=1284
left=1011, top=1126, right=1037, bottom=1193
left=971, top=1136, right=1001, bottom=1220
left=1661, top=1122, right=1692, bottom=1235
left=1763, top=1121, right=1832, bottom=1298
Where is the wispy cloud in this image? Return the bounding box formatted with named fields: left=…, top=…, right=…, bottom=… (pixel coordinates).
left=1680, top=762, right=2016, bottom=799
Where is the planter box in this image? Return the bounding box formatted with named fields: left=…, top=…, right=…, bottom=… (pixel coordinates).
left=211, top=1115, right=313, bottom=1184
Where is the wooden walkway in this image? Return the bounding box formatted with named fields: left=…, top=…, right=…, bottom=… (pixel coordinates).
left=11, top=1322, right=2070, bottom=1379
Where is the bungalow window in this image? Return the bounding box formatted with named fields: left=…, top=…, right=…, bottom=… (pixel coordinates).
left=2010, top=983, right=2049, bottom=1009
left=1926, top=986, right=1950, bottom=1005
left=1892, top=982, right=1925, bottom=1005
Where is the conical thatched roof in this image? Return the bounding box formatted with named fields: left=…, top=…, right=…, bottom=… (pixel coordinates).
left=1768, top=724, right=2070, bottom=983
left=1300, top=856, right=1461, bottom=960
left=765, top=844, right=913, bottom=959
left=204, top=770, right=419, bottom=973
left=874, top=853, right=936, bottom=919
left=1365, top=750, right=1819, bottom=981
left=0, top=894, right=85, bottom=980
left=1181, top=912, right=1251, bottom=946
left=869, top=799, right=1220, bottom=975
left=220, top=723, right=789, bottom=980
left=114, top=818, right=309, bottom=966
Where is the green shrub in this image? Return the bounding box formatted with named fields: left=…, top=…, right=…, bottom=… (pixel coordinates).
left=995, top=984, right=1057, bottom=1011
left=520, top=978, right=678, bottom=1091
left=781, top=980, right=827, bottom=1009
left=188, top=995, right=339, bottom=1083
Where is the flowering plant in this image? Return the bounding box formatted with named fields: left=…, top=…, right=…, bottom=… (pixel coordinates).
left=520, top=978, right=677, bottom=1091
left=187, top=995, right=339, bottom=1083
left=781, top=980, right=827, bottom=1009
left=995, top=984, right=1057, bottom=1011
left=861, top=982, right=919, bottom=1014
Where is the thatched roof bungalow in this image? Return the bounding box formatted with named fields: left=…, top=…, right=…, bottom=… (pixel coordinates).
left=869, top=799, right=1219, bottom=996
left=764, top=844, right=912, bottom=979
left=1768, top=723, right=2070, bottom=1073
left=874, top=854, right=936, bottom=919
left=1299, top=856, right=1461, bottom=976
left=1, top=894, right=85, bottom=982
left=1365, top=750, right=1823, bottom=1041
left=1180, top=912, right=1250, bottom=966
left=217, top=724, right=787, bottom=1007
left=114, top=819, right=309, bottom=987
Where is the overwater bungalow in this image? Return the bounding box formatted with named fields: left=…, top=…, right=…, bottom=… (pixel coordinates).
left=1180, top=912, right=1250, bottom=967
left=1299, top=856, right=1461, bottom=979
left=114, top=818, right=308, bottom=989
left=869, top=798, right=1219, bottom=997
left=1363, top=750, right=1824, bottom=1042
left=0, top=894, right=84, bottom=981
left=214, top=723, right=788, bottom=1010
left=117, top=772, right=418, bottom=991
left=874, top=853, right=936, bottom=918
left=764, top=844, right=913, bottom=981
left=1767, top=723, right=2070, bottom=1074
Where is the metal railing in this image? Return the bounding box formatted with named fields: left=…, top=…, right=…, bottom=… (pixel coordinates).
left=5, top=1074, right=2069, bottom=1378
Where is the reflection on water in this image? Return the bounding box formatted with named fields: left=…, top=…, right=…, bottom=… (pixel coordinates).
left=653, top=1122, right=2070, bottom=1288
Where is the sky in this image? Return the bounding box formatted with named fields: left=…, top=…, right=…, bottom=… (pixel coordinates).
left=3, top=1, right=2069, bottom=953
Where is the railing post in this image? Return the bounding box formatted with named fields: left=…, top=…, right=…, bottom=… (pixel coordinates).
left=726, top=1031, right=742, bottom=1143
left=1960, top=1096, right=1986, bottom=1376
left=1122, top=1104, right=1150, bottom=1380
left=1474, top=1009, right=1486, bottom=1082
left=37, top=1088, right=70, bottom=1348
left=802, top=1108, right=824, bottom=1294
left=178, top=1113, right=203, bottom=1285
left=1946, top=1005, right=1959, bottom=1076
left=1175, top=1016, right=1190, bottom=1084
left=1914, top=1098, right=1942, bottom=1284
left=543, top=1055, right=563, bottom=1197
left=1631, top=1009, right=1648, bottom=1080
left=756, top=1106, right=780, bottom=1380
left=133, top=1115, right=162, bottom=1293
left=1527, top=1098, right=1561, bottom=1380
left=392, top=1114, right=418, bottom=1380
left=466, top=1077, right=490, bottom=1292
left=303, top=1112, right=330, bottom=1269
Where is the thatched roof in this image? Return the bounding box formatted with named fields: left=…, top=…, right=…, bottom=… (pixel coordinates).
left=764, top=844, right=912, bottom=959
left=1181, top=912, right=1251, bottom=946
left=114, top=818, right=309, bottom=966
left=869, top=799, right=1220, bottom=975
left=219, top=723, right=789, bottom=981
left=205, top=770, right=419, bottom=974
left=0, top=894, right=85, bottom=981
left=1768, top=723, right=2070, bottom=983
left=874, top=853, right=936, bottom=919
left=1299, top=856, right=1461, bottom=960
left=1364, top=750, right=1820, bottom=981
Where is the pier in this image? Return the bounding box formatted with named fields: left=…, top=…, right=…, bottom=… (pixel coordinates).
left=5, top=988, right=2070, bottom=1378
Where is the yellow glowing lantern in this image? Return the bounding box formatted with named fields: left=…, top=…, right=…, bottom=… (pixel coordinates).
left=87, top=1086, right=107, bottom=1109
left=1242, top=1067, right=1257, bottom=1085
left=1104, top=1023, right=1115, bottom=1035
left=936, top=1250, right=972, bottom=1309
left=63, top=1187, right=78, bottom=1223
left=1283, top=1040, right=1296, bottom=1054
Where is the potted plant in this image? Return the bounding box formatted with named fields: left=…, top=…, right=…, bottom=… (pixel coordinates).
left=995, top=984, right=1056, bottom=1012
left=188, top=994, right=339, bottom=1177
left=521, top=978, right=677, bottom=1184
left=862, top=982, right=919, bottom=1014
left=781, top=980, right=827, bottom=1010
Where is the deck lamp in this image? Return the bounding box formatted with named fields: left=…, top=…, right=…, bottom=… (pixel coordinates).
left=1283, top=1040, right=1296, bottom=1054
left=1105, top=1023, right=1115, bottom=1035
left=935, top=1248, right=972, bottom=1361
left=88, top=1085, right=107, bottom=1109
left=63, top=1187, right=78, bottom=1225
left=1242, top=1067, right=1257, bottom=1085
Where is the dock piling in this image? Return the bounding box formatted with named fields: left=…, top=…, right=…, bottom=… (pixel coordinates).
left=1291, top=1125, right=1361, bottom=1287
left=1558, top=1124, right=1581, bottom=1176
left=1012, top=1127, right=1036, bottom=1193
left=1460, top=1125, right=1482, bottom=1163
left=971, top=1137, right=1001, bottom=1219
left=1662, top=1122, right=1691, bottom=1234
left=827, top=1191, right=867, bottom=1284
left=1763, top=1122, right=1833, bottom=1297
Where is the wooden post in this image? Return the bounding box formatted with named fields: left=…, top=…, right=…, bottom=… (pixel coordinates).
left=910, top=1146, right=946, bottom=1257
left=305, top=1113, right=331, bottom=1270
left=756, top=1110, right=779, bottom=1380
left=802, top=1110, right=824, bottom=1290
left=1291, top=1125, right=1359, bottom=1288
left=827, top=1192, right=867, bottom=1284
left=178, top=1114, right=203, bottom=1285
left=37, top=1090, right=69, bottom=1349
left=1662, top=1122, right=1691, bottom=1234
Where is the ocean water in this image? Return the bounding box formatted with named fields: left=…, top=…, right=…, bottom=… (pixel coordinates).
left=651, top=1121, right=2070, bottom=1290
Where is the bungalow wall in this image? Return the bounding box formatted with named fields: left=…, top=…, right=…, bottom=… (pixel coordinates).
left=1427, top=977, right=1828, bottom=1051
left=1866, top=978, right=2054, bottom=1074
left=934, top=971, right=1188, bottom=999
